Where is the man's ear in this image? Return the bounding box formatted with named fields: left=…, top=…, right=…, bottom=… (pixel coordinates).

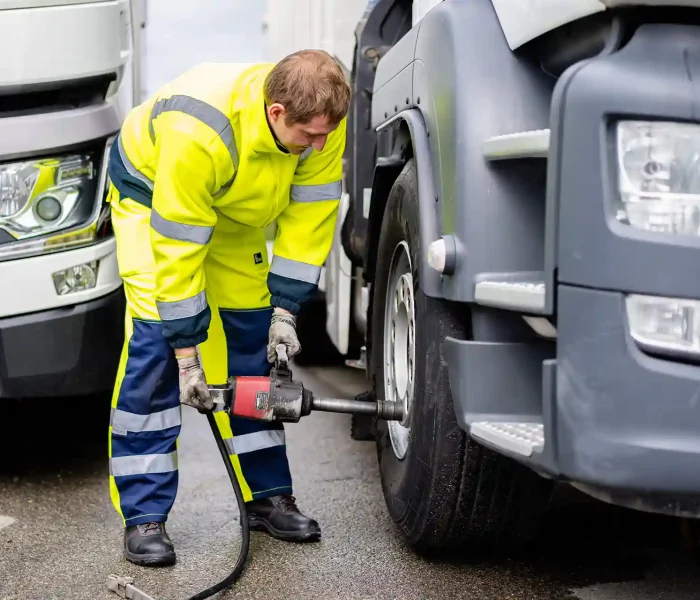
left=267, top=102, right=286, bottom=123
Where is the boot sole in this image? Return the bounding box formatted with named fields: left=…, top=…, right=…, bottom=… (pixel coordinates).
left=124, top=547, right=177, bottom=567
left=248, top=516, right=321, bottom=543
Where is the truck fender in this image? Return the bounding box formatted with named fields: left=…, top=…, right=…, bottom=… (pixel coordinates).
left=364, top=108, right=444, bottom=300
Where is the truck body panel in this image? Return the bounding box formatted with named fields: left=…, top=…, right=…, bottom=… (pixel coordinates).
left=0, top=0, right=143, bottom=398
left=0, top=0, right=131, bottom=88
left=371, top=0, right=554, bottom=305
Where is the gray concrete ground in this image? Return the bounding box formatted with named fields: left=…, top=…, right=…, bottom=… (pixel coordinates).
left=2, top=365, right=700, bottom=600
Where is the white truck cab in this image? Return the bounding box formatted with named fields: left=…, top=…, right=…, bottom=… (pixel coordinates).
left=0, top=0, right=145, bottom=398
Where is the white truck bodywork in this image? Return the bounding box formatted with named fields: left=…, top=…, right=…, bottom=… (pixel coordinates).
left=0, top=0, right=145, bottom=398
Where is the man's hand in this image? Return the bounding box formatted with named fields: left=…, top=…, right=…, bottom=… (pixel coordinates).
left=267, top=307, right=301, bottom=363
left=175, top=348, right=214, bottom=412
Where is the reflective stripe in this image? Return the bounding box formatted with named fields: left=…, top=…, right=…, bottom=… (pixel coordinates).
left=110, top=452, right=178, bottom=477
left=149, top=94, right=239, bottom=172
left=213, top=173, right=235, bottom=198
left=111, top=407, right=181, bottom=433
left=270, top=256, right=321, bottom=284
left=290, top=181, right=342, bottom=203
left=223, top=430, right=285, bottom=455
left=117, top=133, right=154, bottom=190
left=298, top=147, right=313, bottom=163
left=150, top=209, right=214, bottom=245
left=157, top=290, right=207, bottom=321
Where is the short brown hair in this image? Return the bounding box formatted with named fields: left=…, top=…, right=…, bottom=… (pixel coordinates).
left=264, top=49, right=351, bottom=126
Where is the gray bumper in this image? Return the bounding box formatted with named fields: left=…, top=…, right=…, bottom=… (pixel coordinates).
left=446, top=284, right=700, bottom=499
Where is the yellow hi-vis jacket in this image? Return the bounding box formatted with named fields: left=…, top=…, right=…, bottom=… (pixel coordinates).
left=107, top=63, right=345, bottom=348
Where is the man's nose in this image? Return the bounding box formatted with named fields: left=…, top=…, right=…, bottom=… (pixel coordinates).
left=312, top=136, right=327, bottom=151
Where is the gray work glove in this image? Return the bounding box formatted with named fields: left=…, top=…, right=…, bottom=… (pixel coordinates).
left=267, top=307, right=301, bottom=363
left=176, top=350, right=215, bottom=412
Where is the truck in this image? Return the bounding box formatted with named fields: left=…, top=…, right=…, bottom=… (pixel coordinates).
left=0, top=0, right=145, bottom=400
left=266, top=0, right=700, bottom=553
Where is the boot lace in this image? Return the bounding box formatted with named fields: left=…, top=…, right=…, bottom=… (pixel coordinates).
left=138, top=522, right=162, bottom=533
left=278, top=494, right=298, bottom=511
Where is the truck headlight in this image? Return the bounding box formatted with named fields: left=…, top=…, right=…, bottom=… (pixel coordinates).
left=616, top=120, right=700, bottom=236
left=0, top=140, right=112, bottom=261
left=626, top=294, right=700, bottom=359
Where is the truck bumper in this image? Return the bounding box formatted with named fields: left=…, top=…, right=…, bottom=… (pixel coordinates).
left=0, top=288, right=125, bottom=398
left=446, top=284, right=700, bottom=505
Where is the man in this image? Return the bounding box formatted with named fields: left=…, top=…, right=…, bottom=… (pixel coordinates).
left=106, top=50, right=350, bottom=567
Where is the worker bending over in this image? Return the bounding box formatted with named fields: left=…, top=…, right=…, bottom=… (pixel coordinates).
left=106, top=50, right=350, bottom=567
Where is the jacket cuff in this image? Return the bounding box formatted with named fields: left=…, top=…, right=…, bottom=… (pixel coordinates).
left=270, top=295, right=301, bottom=315
left=167, top=330, right=209, bottom=349
left=160, top=304, right=212, bottom=349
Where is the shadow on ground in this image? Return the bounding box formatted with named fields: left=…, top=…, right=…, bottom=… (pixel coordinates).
left=413, top=484, right=700, bottom=599
left=0, top=395, right=111, bottom=478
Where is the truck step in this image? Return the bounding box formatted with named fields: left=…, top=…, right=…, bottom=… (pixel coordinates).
left=483, top=129, right=550, bottom=160
left=469, top=422, right=544, bottom=457
left=474, top=273, right=546, bottom=313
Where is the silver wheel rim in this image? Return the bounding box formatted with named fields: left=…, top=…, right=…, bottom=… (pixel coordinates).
left=383, top=241, right=415, bottom=460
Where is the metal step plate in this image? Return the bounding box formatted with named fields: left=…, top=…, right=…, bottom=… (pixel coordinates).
left=474, top=279, right=546, bottom=312
left=469, top=422, right=545, bottom=457
left=483, top=129, right=550, bottom=160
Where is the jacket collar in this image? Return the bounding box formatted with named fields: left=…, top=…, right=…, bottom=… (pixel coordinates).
left=240, top=87, right=290, bottom=156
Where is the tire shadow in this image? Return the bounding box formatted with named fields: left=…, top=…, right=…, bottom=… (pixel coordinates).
left=423, top=484, right=699, bottom=596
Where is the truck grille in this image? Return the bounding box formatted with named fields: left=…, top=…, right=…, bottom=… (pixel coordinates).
left=0, top=72, right=117, bottom=118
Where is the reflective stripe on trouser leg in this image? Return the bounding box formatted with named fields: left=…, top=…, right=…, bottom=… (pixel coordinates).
left=220, top=307, right=293, bottom=500
left=109, top=317, right=181, bottom=526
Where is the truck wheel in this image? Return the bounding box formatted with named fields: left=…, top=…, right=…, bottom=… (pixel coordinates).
left=371, top=159, right=552, bottom=553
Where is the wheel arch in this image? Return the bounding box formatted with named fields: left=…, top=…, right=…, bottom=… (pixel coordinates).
left=365, top=111, right=443, bottom=299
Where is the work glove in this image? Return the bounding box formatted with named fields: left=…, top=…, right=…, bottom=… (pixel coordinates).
left=267, top=307, right=301, bottom=364
left=176, top=349, right=215, bottom=413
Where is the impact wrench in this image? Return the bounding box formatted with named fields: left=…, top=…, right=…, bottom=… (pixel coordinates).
left=107, top=345, right=404, bottom=600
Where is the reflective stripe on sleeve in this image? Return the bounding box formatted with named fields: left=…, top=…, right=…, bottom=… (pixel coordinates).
left=157, top=291, right=207, bottom=321
left=223, top=430, right=285, bottom=455
left=269, top=256, right=321, bottom=284
left=111, top=407, right=181, bottom=433
left=117, top=133, right=154, bottom=190
left=149, top=95, right=239, bottom=172
left=109, top=451, right=178, bottom=477
left=290, top=180, right=342, bottom=203
left=150, top=209, right=214, bottom=245
left=298, top=147, right=313, bottom=163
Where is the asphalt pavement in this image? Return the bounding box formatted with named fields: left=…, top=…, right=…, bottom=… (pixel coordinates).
left=2, top=364, right=700, bottom=600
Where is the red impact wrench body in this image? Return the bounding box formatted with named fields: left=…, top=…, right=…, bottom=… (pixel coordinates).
left=207, top=354, right=404, bottom=423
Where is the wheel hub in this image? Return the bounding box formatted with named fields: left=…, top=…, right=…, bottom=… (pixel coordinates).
left=383, top=241, right=415, bottom=460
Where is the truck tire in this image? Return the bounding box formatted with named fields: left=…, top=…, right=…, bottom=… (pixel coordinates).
left=371, top=158, right=552, bottom=553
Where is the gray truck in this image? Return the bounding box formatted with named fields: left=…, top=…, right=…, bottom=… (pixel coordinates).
left=297, top=0, right=700, bottom=553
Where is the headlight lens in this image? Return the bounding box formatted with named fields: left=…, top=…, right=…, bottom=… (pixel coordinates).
left=0, top=154, right=96, bottom=238
left=626, top=294, right=700, bottom=358
left=616, top=120, right=700, bottom=236
left=0, top=145, right=109, bottom=261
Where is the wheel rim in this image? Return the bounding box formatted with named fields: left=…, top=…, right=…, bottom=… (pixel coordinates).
left=383, top=240, right=415, bottom=460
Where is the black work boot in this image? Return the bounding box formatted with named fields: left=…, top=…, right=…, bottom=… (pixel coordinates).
left=247, top=494, right=321, bottom=542
left=123, top=522, right=176, bottom=567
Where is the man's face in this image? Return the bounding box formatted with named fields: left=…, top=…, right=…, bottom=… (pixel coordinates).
left=267, top=104, right=339, bottom=155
